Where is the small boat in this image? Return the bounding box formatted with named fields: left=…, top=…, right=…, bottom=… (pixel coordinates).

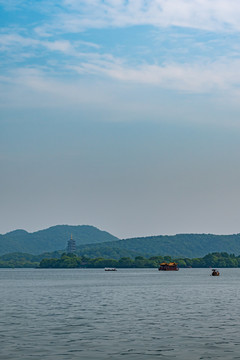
left=104, top=268, right=117, bottom=271
left=158, top=262, right=179, bottom=271
left=211, top=269, right=220, bottom=276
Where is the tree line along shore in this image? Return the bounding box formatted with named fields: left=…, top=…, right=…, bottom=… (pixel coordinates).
left=1, top=252, right=240, bottom=268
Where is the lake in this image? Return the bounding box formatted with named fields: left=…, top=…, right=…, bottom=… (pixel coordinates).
left=1, top=268, right=240, bottom=360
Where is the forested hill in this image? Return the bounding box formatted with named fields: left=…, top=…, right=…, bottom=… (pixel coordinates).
left=75, top=233, right=240, bottom=258
left=0, top=225, right=119, bottom=255
left=2, top=227, right=240, bottom=259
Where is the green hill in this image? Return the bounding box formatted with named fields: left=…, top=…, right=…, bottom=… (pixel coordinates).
left=0, top=225, right=119, bottom=255
left=2, top=226, right=240, bottom=259
left=75, top=233, right=240, bottom=258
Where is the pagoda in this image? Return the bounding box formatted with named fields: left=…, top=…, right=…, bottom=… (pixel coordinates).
left=67, top=234, right=76, bottom=253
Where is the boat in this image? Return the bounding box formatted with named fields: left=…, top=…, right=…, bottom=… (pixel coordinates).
left=158, top=262, right=179, bottom=271
left=211, top=269, right=220, bottom=276
left=104, top=268, right=117, bottom=271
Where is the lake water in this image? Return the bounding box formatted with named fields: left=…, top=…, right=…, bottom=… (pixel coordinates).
left=1, top=268, right=240, bottom=360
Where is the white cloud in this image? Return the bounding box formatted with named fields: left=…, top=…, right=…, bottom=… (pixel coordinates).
left=2, top=32, right=240, bottom=95
left=0, top=67, right=113, bottom=108
left=0, top=33, right=74, bottom=54
left=2, top=55, right=240, bottom=109
left=42, top=0, right=240, bottom=33
left=70, top=56, right=240, bottom=93
left=2, top=0, right=240, bottom=110
left=1, top=64, right=240, bottom=128
left=43, top=40, right=72, bottom=53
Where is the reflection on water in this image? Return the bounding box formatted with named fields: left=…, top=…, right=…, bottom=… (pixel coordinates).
left=1, top=268, right=240, bottom=360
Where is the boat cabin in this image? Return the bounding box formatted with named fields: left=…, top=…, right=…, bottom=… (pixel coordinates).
left=158, top=262, right=179, bottom=271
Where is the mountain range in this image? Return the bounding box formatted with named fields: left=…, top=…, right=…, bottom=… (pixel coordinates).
left=0, top=225, right=118, bottom=255
left=76, top=233, right=240, bottom=258
left=1, top=225, right=240, bottom=259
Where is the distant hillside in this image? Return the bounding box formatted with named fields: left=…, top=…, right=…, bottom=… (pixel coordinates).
left=74, top=245, right=141, bottom=259
left=0, top=225, right=119, bottom=255
left=75, top=233, right=240, bottom=258
left=2, top=232, right=240, bottom=266
left=2, top=227, right=240, bottom=259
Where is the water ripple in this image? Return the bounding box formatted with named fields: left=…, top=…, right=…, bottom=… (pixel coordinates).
left=1, top=268, right=240, bottom=360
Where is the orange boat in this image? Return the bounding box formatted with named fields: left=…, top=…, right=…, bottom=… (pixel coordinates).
left=158, top=262, right=179, bottom=271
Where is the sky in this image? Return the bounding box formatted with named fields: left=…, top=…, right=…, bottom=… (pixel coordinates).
left=1, top=0, right=240, bottom=238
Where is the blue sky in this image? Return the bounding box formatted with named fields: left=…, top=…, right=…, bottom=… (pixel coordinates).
left=1, top=0, right=240, bottom=238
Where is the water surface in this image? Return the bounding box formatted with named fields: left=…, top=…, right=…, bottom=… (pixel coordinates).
left=1, top=268, right=240, bottom=360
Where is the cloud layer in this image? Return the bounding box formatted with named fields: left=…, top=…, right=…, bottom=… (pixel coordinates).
left=36, top=0, right=240, bottom=33
left=1, top=0, right=240, bottom=115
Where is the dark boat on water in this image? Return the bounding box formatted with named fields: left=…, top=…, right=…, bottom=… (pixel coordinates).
left=212, top=269, right=220, bottom=276
left=158, top=262, right=179, bottom=271
left=104, top=268, right=117, bottom=271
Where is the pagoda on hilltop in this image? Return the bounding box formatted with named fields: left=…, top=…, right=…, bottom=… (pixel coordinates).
left=67, top=234, right=76, bottom=253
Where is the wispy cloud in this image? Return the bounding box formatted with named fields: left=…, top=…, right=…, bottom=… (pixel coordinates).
left=36, top=0, right=240, bottom=34
left=0, top=33, right=74, bottom=53
left=2, top=29, right=240, bottom=95
left=70, top=56, right=240, bottom=93
left=2, top=0, right=240, bottom=117
left=2, top=55, right=240, bottom=105
left=3, top=1, right=240, bottom=34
